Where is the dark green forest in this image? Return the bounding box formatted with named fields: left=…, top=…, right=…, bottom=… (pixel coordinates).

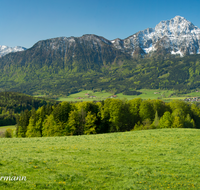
left=16, top=98, right=200, bottom=138
left=0, top=92, right=57, bottom=126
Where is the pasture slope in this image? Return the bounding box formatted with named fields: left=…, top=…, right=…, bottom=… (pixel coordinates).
left=34, top=89, right=200, bottom=102
left=0, top=128, right=200, bottom=189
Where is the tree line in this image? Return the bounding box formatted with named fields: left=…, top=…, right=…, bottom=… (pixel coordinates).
left=16, top=98, right=200, bottom=137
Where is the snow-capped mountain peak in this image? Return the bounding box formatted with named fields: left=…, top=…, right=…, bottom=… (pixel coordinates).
left=0, top=45, right=26, bottom=57
left=112, top=15, right=200, bottom=57
left=1, top=16, right=199, bottom=58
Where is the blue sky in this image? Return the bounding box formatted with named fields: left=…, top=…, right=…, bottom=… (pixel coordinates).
left=1, top=0, right=200, bottom=48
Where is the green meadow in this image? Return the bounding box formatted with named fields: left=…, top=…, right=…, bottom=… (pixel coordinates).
left=0, top=126, right=16, bottom=138
left=0, top=128, right=200, bottom=189
left=51, top=89, right=177, bottom=102
left=34, top=89, right=200, bottom=102
left=0, top=126, right=16, bottom=132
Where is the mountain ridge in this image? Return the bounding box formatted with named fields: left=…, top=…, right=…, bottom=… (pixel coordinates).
left=0, top=16, right=200, bottom=95
left=1, top=15, right=200, bottom=58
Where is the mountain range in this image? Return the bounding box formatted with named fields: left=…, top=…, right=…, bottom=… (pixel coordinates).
left=1, top=16, right=200, bottom=96
left=1, top=16, right=200, bottom=58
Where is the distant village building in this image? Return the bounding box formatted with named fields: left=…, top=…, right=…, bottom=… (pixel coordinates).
left=110, top=95, right=117, bottom=98
left=74, top=97, right=84, bottom=99
left=184, top=97, right=200, bottom=102
left=89, top=96, right=96, bottom=98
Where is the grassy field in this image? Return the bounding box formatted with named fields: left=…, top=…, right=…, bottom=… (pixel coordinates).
left=0, top=125, right=16, bottom=138
left=54, top=89, right=177, bottom=102
left=33, top=89, right=200, bottom=102
left=0, top=125, right=16, bottom=132
left=0, top=128, right=200, bottom=189
left=56, top=90, right=112, bottom=102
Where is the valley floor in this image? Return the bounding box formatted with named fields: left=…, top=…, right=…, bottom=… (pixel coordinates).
left=34, top=89, right=200, bottom=102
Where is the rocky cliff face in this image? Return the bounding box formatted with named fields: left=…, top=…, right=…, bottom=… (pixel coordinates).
left=0, top=34, right=129, bottom=72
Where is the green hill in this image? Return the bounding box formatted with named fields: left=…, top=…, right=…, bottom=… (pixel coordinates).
left=0, top=129, right=199, bottom=189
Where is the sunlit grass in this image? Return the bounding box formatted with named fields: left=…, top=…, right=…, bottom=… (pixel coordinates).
left=0, top=125, right=16, bottom=132
left=34, top=89, right=200, bottom=102
left=54, top=89, right=177, bottom=102
left=0, top=128, right=200, bottom=189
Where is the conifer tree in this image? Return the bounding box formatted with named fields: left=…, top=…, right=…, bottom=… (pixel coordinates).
left=84, top=111, right=97, bottom=135
left=42, top=114, right=64, bottom=137
left=159, top=111, right=173, bottom=128
left=152, top=111, right=159, bottom=128
left=16, top=110, right=31, bottom=137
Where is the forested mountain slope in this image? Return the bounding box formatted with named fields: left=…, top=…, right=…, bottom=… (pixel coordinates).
left=1, top=52, right=200, bottom=95
left=1, top=16, right=200, bottom=95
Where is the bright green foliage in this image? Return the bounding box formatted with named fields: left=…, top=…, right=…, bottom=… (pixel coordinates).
left=5, top=128, right=13, bottom=138
left=66, top=110, right=79, bottom=135
left=75, top=101, right=99, bottom=114
left=159, top=111, right=173, bottom=128
left=128, top=98, right=142, bottom=126
left=142, top=118, right=153, bottom=130
left=84, top=111, right=97, bottom=135
left=15, top=98, right=200, bottom=137
left=26, top=117, right=42, bottom=137
left=42, top=115, right=65, bottom=137
left=172, top=116, right=184, bottom=128
left=170, top=100, right=190, bottom=118
left=151, top=99, right=168, bottom=117
left=184, top=114, right=195, bottom=128
left=101, top=99, right=130, bottom=132
left=26, top=107, right=42, bottom=137
left=66, top=110, right=85, bottom=135
left=171, top=109, right=185, bottom=128
left=139, top=100, right=155, bottom=121
left=151, top=111, right=160, bottom=128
